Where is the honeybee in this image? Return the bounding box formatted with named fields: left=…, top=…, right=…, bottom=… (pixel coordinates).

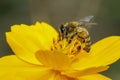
left=59, top=16, right=96, bottom=52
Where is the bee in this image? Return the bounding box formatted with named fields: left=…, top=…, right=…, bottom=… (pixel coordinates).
left=59, top=16, right=96, bottom=52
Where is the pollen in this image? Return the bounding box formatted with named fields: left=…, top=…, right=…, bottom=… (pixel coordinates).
left=50, top=37, right=85, bottom=58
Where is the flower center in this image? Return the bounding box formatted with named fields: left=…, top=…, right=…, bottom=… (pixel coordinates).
left=50, top=37, right=86, bottom=57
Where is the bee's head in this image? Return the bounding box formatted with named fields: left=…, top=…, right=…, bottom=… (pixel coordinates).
left=59, top=22, right=79, bottom=37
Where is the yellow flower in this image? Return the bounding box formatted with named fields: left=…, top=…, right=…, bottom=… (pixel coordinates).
left=0, top=22, right=120, bottom=80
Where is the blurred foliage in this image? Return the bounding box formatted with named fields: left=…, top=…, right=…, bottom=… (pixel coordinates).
left=0, top=0, right=120, bottom=79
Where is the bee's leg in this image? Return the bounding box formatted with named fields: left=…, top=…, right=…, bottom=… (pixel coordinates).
left=58, top=32, right=61, bottom=41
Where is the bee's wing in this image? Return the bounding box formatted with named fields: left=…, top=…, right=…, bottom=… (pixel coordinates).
left=79, top=16, right=97, bottom=28
left=79, top=16, right=94, bottom=22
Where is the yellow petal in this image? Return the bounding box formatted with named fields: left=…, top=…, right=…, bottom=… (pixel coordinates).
left=6, top=32, right=41, bottom=64
left=36, top=50, right=71, bottom=70
left=31, top=22, right=58, bottom=48
left=0, top=55, right=53, bottom=80
left=35, top=22, right=58, bottom=42
left=62, top=66, right=109, bottom=78
left=6, top=22, right=58, bottom=65
left=78, top=74, right=111, bottom=80
left=71, top=36, right=120, bottom=70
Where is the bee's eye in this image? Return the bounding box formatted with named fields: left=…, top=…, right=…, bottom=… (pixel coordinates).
left=61, top=27, right=65, bottom=33
left=60, top=25, right=65, bottom=33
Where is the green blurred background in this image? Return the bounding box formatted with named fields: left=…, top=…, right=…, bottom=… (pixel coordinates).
left=0, top=0, right=120, bottom=79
